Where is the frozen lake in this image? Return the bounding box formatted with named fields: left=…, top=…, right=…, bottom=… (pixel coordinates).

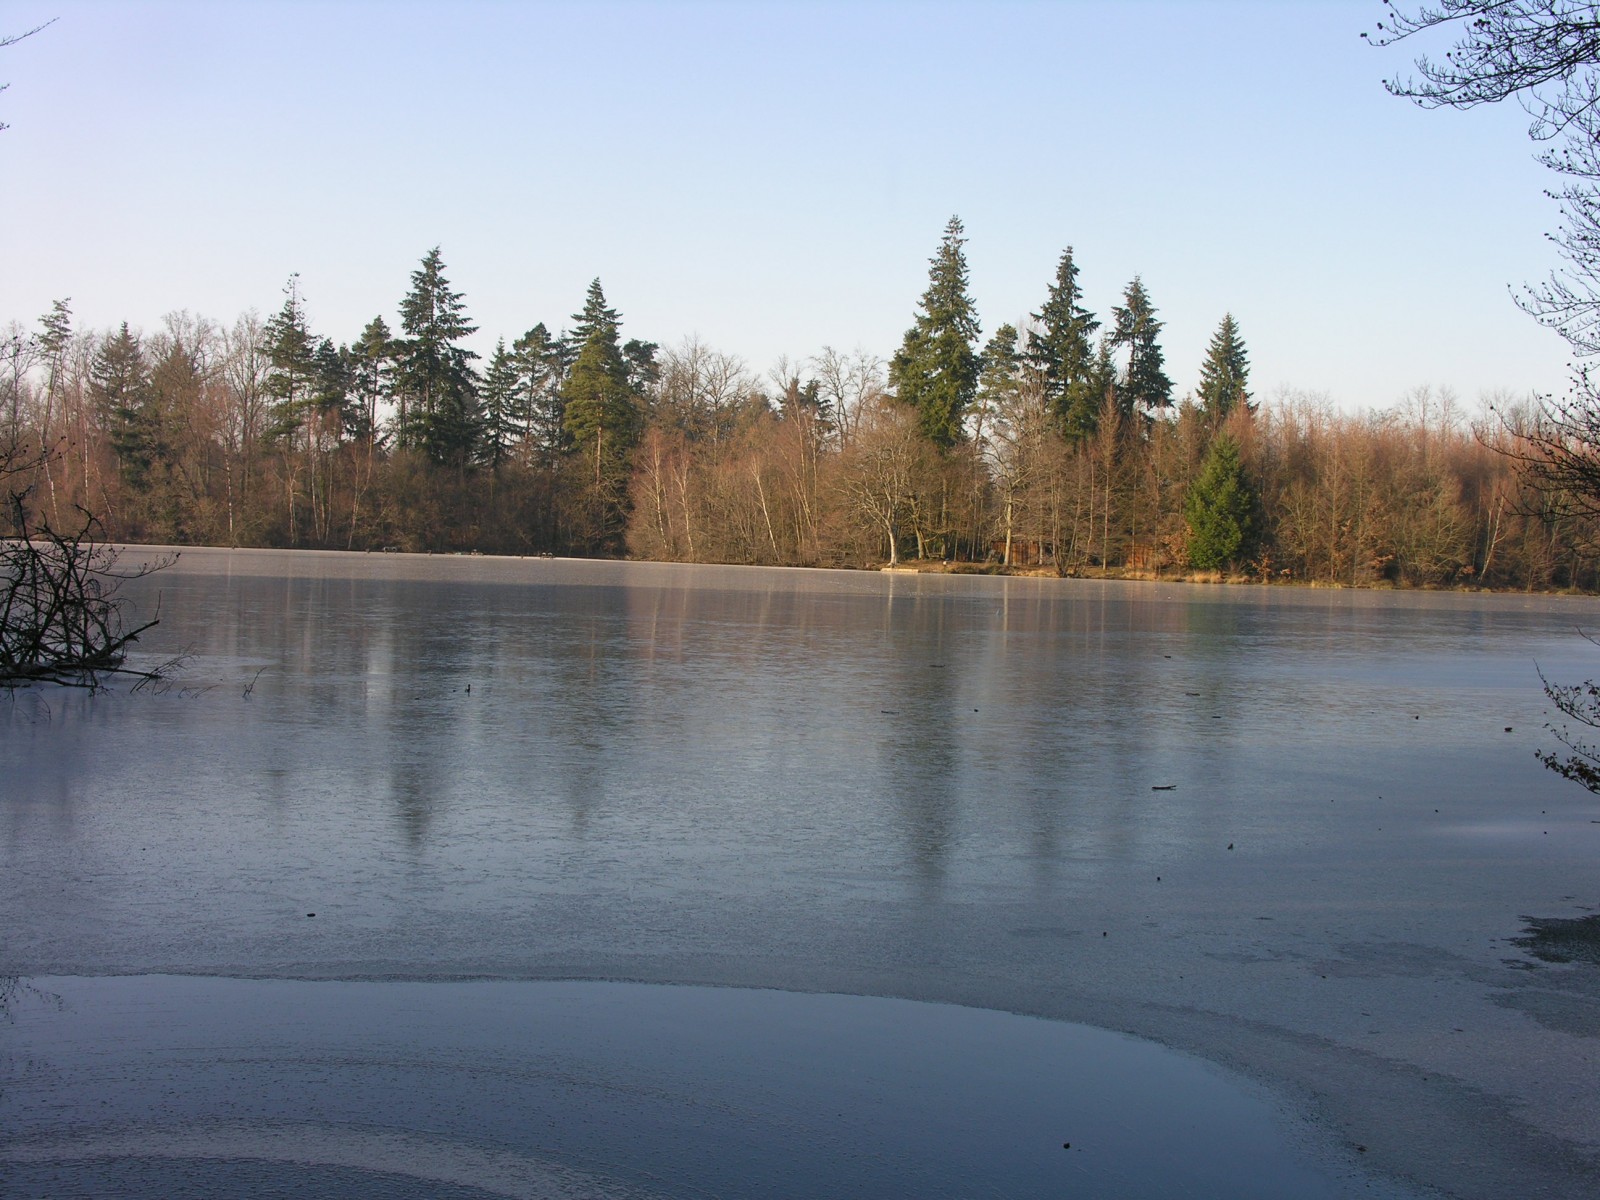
left=4, top=549, right=1599, bottom=1197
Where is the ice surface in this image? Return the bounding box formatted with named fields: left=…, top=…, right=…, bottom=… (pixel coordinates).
left=4, top=548, right=1599, bottom=1197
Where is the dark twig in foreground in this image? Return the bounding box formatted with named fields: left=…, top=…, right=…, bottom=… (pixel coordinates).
left=1, top=486, right=176, bottom=690
left=1537, top=629, right=1600, bottom=790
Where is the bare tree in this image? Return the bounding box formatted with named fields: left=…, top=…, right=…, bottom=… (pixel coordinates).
left=809, top=346, right=884, bottom=451
left=1374, top=4, right=1600, bottom=495
left=833, top=398, right=928, bottom=566
left=654, top=336, right=752, bottom=445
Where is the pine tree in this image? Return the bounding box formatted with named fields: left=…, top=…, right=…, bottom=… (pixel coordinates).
left=38, top=298, right=71, bottom=386
left=261, top=275, right=317, bottom=444
left=1195, top=313, right=1251, bottom=422
left=1086, top=335, right=1118, bottom=430
left=513, top=322, right=569, bottom=468
left=561, top=279, right=643, bottom=548
left=889, top=215, right=981, bottom=449
left=1110, top=276, right=1172, bottom=418
left=1026, top=247, right=1100, bottom=438
left=623, top=338, right=660, bottom=398
left=562, top=279, right=639, bottom=466
left=1185, top=434, right=1257, bottom=571
left=976, top=323, right=1023, bottom=431
left=394, top=247, right=480, bottom=465
left=479, top=338, right=521, bottom=468
left=311, top=337, right=353, bottom=435
left=36, top=299, right=73, bottom=513
left=89, top=323, right=155, bottom=485
left=349, top=316, right=393, bottom=448
left=774, top=371, right=824, bottom=422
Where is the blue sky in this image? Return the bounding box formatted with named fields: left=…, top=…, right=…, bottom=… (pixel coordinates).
left=0, top=0, right=1571, bottom=409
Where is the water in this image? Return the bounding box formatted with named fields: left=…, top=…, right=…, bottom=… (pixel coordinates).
left=4, top=549, right=1600, bottom=1198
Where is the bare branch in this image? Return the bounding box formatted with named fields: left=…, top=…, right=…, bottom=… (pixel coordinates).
left=1537, top=661, right=1600, bottom=790
left=1, top=452, right=179, bottom=690
left=1, top=18, right=56, bottom=133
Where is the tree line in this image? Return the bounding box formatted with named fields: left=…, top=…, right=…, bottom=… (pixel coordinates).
left=2, top=224, right=1594, bottom=589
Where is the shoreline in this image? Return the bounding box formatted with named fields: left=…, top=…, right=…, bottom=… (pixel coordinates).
left=109, top=539, right=1600, bottom=598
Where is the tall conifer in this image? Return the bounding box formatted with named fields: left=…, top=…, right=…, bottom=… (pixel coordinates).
left=262, top=275, right=317, bottom=443
left=349, top=316, right=393, bottom=448
left=1196, top=313, right=1251, bottom=421
left=394, top=247, right=480, bottom=465
left=1027, top=247, right=1100, bottom=438
left=310, top=337, right=353, bottom=437
left=889, top=216, right=981, bottom=449
left=1185, top=434, right=1257, bottom=570
left=89, top=323, right=154, bottom=485
left=562, top=279, right=638, bottom=462
left=977, top=324, right=1022, bottom=419
left=38, top=298, right=72, bottom=390
left=561, top=279, right=642, bottom=546
left=514, top=322, right=569, bottom=469
left=1110, top=276, right=1172, bottom=418
left=480, top=339, right=521, bottom=468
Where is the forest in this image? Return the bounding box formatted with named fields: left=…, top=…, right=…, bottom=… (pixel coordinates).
left=3, top=218, right=1594, bottom=591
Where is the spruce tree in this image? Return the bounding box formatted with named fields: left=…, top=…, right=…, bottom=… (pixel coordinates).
left=513, top=322, right=569, bottom=469
left=1195, top=313, right=1251, bottom=422
left=311, top=337, right=353, bottom=436
left=89, top=323, right=155, bottom=485
left=976, top=323, right=1023, bottom=424
left=394, top=247, right=480, bottom=465
left=1110, top=276, right=1172, bottom=418
left=349, top=316, right=393, bottom=447
left=1026, top=247, right=1100, bottom=438
left=623, top=338, right=660, bottom=398
left=774, top=371, right=824, bottom=422
left=889, top=215, right=981, bottom=449
left=1185, top=434, right=1257, bottom=571
left=561, top=279, right=643, bottom=548
left=561, top=279, right=639, bottom=465
left=1080, top=335, right=1118, bottom=434
left=261, top=275, right=317, bottom=444
left=479, top=338, right=521, bottom=468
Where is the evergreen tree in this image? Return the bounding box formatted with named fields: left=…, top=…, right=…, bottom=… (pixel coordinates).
left=311, top=337, right=353, bottom=437
left=623, top=338, right=660, bottom=398
left=1185, top=434, right=1258, bottom=571
left=89, top=323, right=155, bottom=485
left=479, top=338, right=521, bottom=468
left=349, top=316, right=393, bottom=447
left=1110, top=276, right=1172, bottom=418
left=1026, top=247, right=1100, bottom=438
left=562, top=279, right=639, bottom=466
left=513, top=322, right=569, bottom=468
left=774, top=371, right=824, bottom=422
left=889, top=215, right=981, bottom=450
left=1088, top=335, right=1118, bottom=420
left=38, top=297, right=71, bottom=388
left=261, top=275, right=317, bottom=444
left=974, top=323, right=1026, bottom=487
left=561, top=279, right=643, bottom=548
left=1195, top=313, right=1251, bottom=422
left=976, top=323, right=1023, bottom=425
left=394, top=247, right=480, bottom=465
left=37, top=299, right=72, bottom=489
